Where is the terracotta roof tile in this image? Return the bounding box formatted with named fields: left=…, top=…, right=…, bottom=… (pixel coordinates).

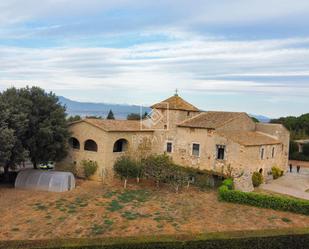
left=151, top=95, right=199, bottom=112
left=178, top=111, right=245, bottom=129
left=218, top=131, right=281, bottom=146
left=70, top=119, right=153, bottom=132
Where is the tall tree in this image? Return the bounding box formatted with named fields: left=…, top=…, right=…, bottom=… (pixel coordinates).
left=0, top=88, right=29, bottom=179
left=106, top=109, right=115, bottom=120
left=19, top=86, right=70, bottom=168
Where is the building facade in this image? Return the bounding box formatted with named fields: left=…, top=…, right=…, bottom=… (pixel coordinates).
left=59, top=94, right=290, bottom=189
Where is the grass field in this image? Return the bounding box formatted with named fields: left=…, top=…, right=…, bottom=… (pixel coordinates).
left=0, top=179, right=308, bottom=241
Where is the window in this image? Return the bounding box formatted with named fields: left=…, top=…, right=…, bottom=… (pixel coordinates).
left=192, top=143, right=200, bottom=156
left=187, top=111, right=190, bottom=116
left=113, top=139, right=128, bottom=152
left=69, top=137, right=80, bottom=149
left=271, top=147, right=275, bottom=158
left=84, top=139, right=98, bottom=152
left=260, top=147, right=265, bottom=160
left=166, top=142, right=173, bottom=153
left=216, top=145, right=225, bottom=160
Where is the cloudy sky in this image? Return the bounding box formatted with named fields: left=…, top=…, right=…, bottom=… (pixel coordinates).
left=1, top=0, right=309, bottom=117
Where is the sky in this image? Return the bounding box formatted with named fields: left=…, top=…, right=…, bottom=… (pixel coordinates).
left=1, top=0, right=309, bottom=118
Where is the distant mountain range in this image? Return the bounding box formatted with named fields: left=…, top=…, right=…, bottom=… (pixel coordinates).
left=58, top=96, right=271, bottom=122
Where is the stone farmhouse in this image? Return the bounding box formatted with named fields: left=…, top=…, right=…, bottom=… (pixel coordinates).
left=61, top=94, right=289, bottom=188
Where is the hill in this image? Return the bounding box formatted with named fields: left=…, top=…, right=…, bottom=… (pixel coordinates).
left=58, top=96, right=270, bottom=122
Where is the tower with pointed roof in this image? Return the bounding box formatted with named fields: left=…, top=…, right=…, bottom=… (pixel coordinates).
left=149, top=93, right=201, bottom=130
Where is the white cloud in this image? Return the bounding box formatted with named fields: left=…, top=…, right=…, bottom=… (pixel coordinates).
left=1, top=32, right=309, bottom=100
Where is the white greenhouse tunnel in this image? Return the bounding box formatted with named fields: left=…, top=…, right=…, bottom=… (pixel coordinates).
left=15, top=169, right=75, bottom=192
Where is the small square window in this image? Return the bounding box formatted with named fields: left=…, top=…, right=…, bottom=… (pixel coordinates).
left=166, top=142, right=173, bottom=153
left=192, top=143, right=200, bottom=156
left=216, top=145, right=225, bottom=160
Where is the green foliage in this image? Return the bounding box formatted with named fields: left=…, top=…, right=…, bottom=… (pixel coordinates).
left=142, top=154, right=174, bottom=187
left=1, top=229, right=309, bottom=249
left=271, top=166, right=284, bottom=180
left=67, top=115, right=81, bottom=122
left=20, top=86, right=70, bottom=167
left=127, top=113, right=142, bottom=120
left=303, top=143, right=309, bottom=156
left=222, top=178, right=234, bottom=190
left=218, top=185, right=309, bottom=215
left=289, top=152, right=309, bottom=161
left=289, top=141, right=298, bottom=155
left=271, top=113, right=309, bottom=139
left=251, top=117, right=259, bottom=123
left=107, top=109, right=115, bottom=119
left=81, top=160, right=98, bottom=179
left=114, top=156, right=141, bottom=180
left=0, top=88, right=29, bottom=175
left=252, top=172, right=263, bottom=187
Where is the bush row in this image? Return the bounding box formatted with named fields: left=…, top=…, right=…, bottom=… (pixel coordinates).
left=218, top=184, right=309, bottom=215
left=114, top=154, right=223, bottom=191
left=2, top=229, right=309, bottom=249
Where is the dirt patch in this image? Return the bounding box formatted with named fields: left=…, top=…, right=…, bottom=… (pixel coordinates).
left=0, top=179, right=308, bottom=241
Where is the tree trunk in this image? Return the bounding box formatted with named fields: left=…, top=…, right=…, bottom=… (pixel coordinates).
left=187, top=181, right=190, bottom=189
left=124, top=179, right=127, bottom=189
left=3, top=164, right=10, bottom=183
left=33, top=160, right=37, bottom=169
left=136, top=177, right=140, bottom=184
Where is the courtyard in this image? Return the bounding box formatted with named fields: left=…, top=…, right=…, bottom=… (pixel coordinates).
left=259, top=172, right=309, bottom=200
left=0, top=179, right=308, bottom=241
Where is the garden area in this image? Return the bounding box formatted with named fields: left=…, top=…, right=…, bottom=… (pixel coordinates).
left=1, top=178, right=309, bottom=242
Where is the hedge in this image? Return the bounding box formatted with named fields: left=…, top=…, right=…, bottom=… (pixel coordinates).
left=1, top=228, right=309, bottom=249
left=218, top=185, right=309, bottom=215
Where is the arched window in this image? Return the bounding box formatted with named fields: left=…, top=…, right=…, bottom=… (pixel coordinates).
left=69, top=137, right=80, bottom=149
left=84, top=139, right=98, bottom=152
left=113, top=139, right=128, bottom=152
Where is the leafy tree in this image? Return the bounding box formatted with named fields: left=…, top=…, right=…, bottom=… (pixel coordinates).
left=67, top=115, right=81, bottom=122
left=114, top=156, right=140, bottom=188
left=81, top=160, right=98, bottom=179
left=19, top=86, right=70, bottom=168
left=143, top=154, right=173, bottom=188
left=303, top=143, right=309, bottom=156
left=0, top=88, right=29, bottom=179
left=127, top=113, right=141, bottom=120
left=271, top=114, right=309, bottom=139
left=106, top=110, right=115, bottom=120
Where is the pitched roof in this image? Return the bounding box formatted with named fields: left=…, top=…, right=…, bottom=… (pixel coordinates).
left=218, top=131, right=281, bottom=146
left=70, top=119, right=153, bottom=132
left=151, top=95, right=199, bottom=112
left=178, top=111, right=245, bottom=129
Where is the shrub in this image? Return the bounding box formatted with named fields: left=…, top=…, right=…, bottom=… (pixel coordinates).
left=222, top=178, right=234, bottom=190
left=271, top=166, right=283, bottom=179
left=252, top=172, right=263, bottom=187
left=114, top=156, right=141, bottom=188
left=81, top=160, right=98, bottom=179
left=218, top=185, right=309, bottom=215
